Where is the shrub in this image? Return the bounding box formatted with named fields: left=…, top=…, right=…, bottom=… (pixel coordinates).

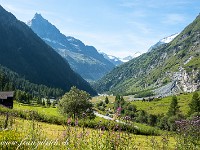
left=134, top=90, right=154, bottom=98
left=157, top=116, right=169, bottom=130
left=175, top=116, right=200, bottom=149
left=135, top=110, right=148, bottom=124
left=148, top=114, right=157, bottom=126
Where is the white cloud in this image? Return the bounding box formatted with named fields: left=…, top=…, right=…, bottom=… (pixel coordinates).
left=1, top=0, right=198, bottom=58
left=162, top=14, right=185, bottom=25
left=119, top=1, right=140, bottom=8
left=61, top=29, right=157, bottom=57
left=127, top=21, right=152, bottom=34
left=1, top=3, right=56, bottom=22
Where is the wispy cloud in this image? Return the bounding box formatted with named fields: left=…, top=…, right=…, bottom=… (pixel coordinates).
left=119, top=0, right=192, bottom=9
left=162, top=14, right=186, bottom=25
left=127, top=21, right=152, bottom=34
left=128, top=10, right=148, bottom=18
left=119, top=0, right=141, bottom=8
left=1, top=3, right=55, bottom=22
left=62, top=29, right=157, bottom=57
left=1, top=0, right=199, bottom=58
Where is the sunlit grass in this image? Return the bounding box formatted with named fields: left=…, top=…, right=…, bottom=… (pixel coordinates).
left=1, top=91, right=197, bottom=149
left=0, top=116, right=177, bottom=149
left=131, top=92, right=200, bottom=115
left=92, top=92, right=199, bottom=116
left=13, top=102, right=59, bottom=117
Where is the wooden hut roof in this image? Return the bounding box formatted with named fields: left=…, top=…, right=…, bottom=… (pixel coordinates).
left=0, top=91, right=14, bottom=99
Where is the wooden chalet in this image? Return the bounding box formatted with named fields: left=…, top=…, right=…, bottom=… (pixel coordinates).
left=0, top=91, right=14, bottom=109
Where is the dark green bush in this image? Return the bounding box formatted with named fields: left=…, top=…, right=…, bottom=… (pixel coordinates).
left=134, top=91, right=154, bottom=98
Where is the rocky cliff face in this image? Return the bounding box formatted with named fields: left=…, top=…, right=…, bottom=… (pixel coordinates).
left=154, top=67, right=200, bottom=97
left=175, top=67, right=199, bottom=92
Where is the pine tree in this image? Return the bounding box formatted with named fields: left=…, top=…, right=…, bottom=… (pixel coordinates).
left=114, top=95, right=121, bottom=110
left=120, top=96, right=125, bottom=106
left=188, top=92, right=200, bottom=115
left=42, top=100, right=46, bottom=106
left=0, top=72, right=2, bottom=91
left=37, top=97, right=42, bottom=105
left=105, top=96, right=109, bottom=104
left=15, top=90, right=21, bottom=102
left=46, top=99, right=51, bottom=107
left=167, top=95, right=180, bottom=117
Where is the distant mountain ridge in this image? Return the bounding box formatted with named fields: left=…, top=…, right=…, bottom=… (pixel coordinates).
left=100, top=51, right=142, bottom=66
left=0, top=6, right=96, bottom=95
left=93, top=14, right=200, bottom=96
left=99, top=52, right=123, bottom=66
left=28, top=13, right=115, bottom=81
left=148, top=33, right=179, bottom=52
left=120, top=52, right=142, bottom=62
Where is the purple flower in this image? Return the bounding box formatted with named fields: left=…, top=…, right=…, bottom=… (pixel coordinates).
left=75, top=119, right=78, bottom=126
left=116, top=107, right=122, bottom=116
left=67, top=118, right=71, bottom=125
left=101, top=126, right=105, bottom=131
left=117, top=107, right=122, bottom=112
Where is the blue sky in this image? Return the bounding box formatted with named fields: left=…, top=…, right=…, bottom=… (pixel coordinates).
left=1, top=0, right=200, bottom=57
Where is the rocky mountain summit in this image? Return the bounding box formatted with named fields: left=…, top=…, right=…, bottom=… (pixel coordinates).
left=100, top=51, right=142, bottom=66
left=28, top=13, right=115, bottom=81
left=0, top=6, right=96, bottom=95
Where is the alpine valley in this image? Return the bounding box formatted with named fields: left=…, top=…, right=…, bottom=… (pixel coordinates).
left=0, top=5, right=97, bottom=96
left=0, top=3, right=200, bottom=150
left=93, top=14, right=200, bottom=96
left=28, top=13, right=115, bottom=82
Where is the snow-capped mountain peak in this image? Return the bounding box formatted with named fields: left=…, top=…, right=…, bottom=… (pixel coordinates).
left=119, top=52, right=142, bottom=62
left=100, top=51, right=142, bottom=65
left=148, top=33, right=179, bottom=52
left=160, top=33, right=179, bottom=43
left=99, top=52, right=123, bottom=66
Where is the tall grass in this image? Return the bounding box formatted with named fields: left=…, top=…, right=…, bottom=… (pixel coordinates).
left=0, top=112, right=175, bottom=150
left=1, top=111, right=199, bottom=149
left=0, top=106, right=160, bottom=136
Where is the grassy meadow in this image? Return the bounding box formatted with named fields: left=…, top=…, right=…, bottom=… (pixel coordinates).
left=0, top=114, right=177, bottom=150
left=14, top=103, right=59, bottom=117
left=0, top=91, right=199, bottom=149
left=92, top=91, right=200, bottom=116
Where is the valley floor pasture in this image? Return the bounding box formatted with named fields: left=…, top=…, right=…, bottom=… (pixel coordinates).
left=92, top=92, right=198, bottom=115
left=0, top=115, right=177, bottom=150
left=0, top=91, right=199, bottom=149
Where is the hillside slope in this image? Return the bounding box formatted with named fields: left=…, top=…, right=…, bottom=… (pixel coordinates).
left=93, top=14, right=200, bottom=96
left=148, top=33, right=179, bottom=52
left=0, top=5, right=96, bottom=95
left=0, top=65, right=64, bottom=97
left=28, top=13, right=115, bottom=81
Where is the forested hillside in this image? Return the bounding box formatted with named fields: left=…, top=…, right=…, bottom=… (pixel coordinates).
left=0, top=5, right=97, bottom=95
left=93, top=14, right=200, bottom=95
left=0, top=65, right=64, bottom=98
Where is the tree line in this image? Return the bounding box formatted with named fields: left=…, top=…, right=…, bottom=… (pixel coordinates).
left=94, top=92, right=200, bottom=131
left=0, top=65, right=64, bottom=99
